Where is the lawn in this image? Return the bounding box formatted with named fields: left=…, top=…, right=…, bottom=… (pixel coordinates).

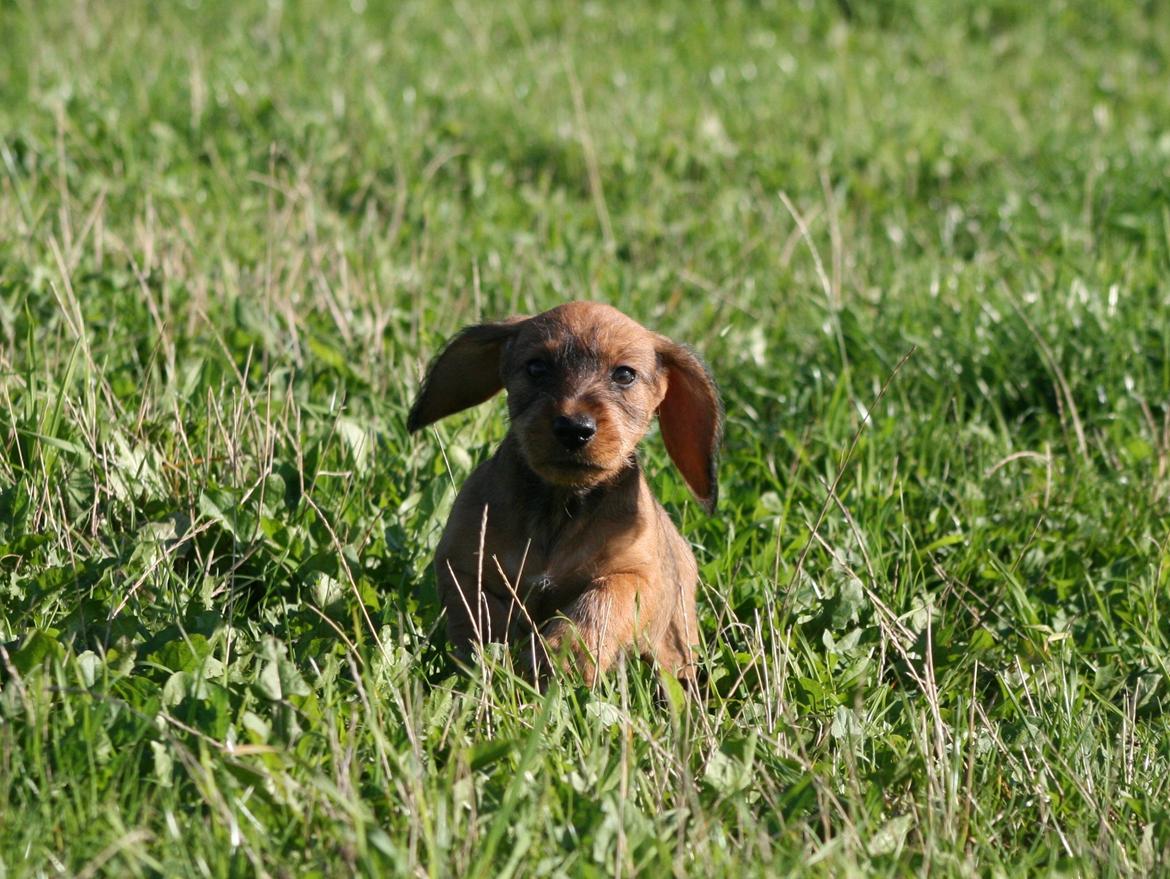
left=2, top=0, right=1169, bottom=875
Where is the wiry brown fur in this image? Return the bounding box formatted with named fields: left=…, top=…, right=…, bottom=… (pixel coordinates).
left=408, top=302, right=722, bottom=688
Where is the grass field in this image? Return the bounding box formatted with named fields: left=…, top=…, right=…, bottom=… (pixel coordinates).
left=2, top=0, right=1169, bottom=875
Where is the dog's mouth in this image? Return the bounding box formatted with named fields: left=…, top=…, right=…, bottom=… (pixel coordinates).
left=543, top=459, right=606, bottom=473
left=516, top=427, right=618, bottom=485
left=533, top=456, right=611, bottom=485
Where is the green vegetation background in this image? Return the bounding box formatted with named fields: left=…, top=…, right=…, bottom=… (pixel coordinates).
left=1, top=0, right=1168, bottom=875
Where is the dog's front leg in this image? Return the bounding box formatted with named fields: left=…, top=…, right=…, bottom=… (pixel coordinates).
left=439, top=565, right=520, bottom=662
left=533, top=574, right=659, bottom=687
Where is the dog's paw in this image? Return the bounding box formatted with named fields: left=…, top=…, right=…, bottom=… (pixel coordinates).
left=517, top=625, right=600, bottom=690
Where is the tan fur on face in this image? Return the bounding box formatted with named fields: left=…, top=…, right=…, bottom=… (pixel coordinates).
left=408, top=301, right=722, bottom=689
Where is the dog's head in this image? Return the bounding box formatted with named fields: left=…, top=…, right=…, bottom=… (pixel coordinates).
left=407, top=301, right=722, bottom=510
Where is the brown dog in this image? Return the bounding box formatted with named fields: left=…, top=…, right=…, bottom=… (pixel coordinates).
left=408, top=301, right=721, bottom=688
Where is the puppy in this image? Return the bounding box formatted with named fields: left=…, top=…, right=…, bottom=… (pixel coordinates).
left=408, top=301, right=721, bottom=688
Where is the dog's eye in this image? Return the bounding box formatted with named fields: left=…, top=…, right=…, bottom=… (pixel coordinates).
left=526, top=359, right=549, bottom=378
left=612, top=365, right=636, bottom=387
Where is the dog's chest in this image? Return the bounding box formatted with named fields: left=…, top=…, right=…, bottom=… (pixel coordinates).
left=497, top=517, right=619, bottom=608
left=468, top=459, right=654, bottom=614
left=508, top=533, right=605, bottom=595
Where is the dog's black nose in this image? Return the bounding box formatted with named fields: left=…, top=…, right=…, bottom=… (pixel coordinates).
left=552, top=414, right=596, bottom=450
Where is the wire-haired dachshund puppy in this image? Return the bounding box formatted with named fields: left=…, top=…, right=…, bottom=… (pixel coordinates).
left=408, top=301, right=721, bottom=689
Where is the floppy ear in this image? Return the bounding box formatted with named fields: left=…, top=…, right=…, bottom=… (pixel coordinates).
left=407, top=318, right=525, bottom=432
left=656, top=340, right=723, bottom=512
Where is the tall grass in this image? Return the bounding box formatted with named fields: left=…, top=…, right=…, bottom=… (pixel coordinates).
left=1, top=0, right=1168, bottom=875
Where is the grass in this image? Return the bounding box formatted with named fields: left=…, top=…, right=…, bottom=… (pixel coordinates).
left=1, top=0, right=1169, bottom=875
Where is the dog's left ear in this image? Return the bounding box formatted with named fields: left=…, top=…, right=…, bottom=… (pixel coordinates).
left=656, top=339, right=723, bottom=512
left=407, top=317, right=526, bottom=432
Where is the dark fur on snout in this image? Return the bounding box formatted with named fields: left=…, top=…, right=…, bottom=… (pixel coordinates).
left=408, top=301, right=722, bottom=687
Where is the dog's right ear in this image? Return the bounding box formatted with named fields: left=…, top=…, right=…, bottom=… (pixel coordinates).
left=407, top=318, right=526, bottom=432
